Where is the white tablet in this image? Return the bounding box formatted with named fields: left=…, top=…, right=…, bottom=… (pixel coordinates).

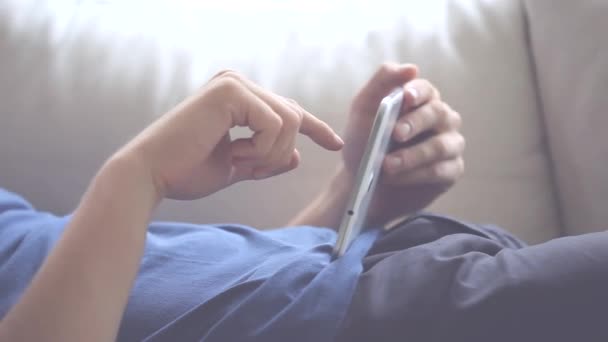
left=333, top=88, right=404, bottom=257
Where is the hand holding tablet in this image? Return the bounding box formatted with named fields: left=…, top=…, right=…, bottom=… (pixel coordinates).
left=333, top=88, right=404, bottom=257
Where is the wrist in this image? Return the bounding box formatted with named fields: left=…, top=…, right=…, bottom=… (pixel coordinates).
left=288, top=164, right=354, bottom=230
left=327, top=164, right=355, bottom=201
left=100, top=148, right=164, bottom=212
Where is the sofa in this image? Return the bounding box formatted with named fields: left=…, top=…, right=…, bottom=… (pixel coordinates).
left=1, top=0, right=606, bottom=244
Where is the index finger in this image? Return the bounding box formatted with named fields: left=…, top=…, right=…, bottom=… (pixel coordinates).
left=299, top=109, right=344, bottom=151
left=219, top=71, right=344, bottom=152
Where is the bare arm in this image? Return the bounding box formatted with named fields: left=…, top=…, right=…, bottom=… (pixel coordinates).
left=0, top=71, right=343, bottom=342
left=288, top=167, right=351, bottom=230
left=0, top=152, right=159, bottom=341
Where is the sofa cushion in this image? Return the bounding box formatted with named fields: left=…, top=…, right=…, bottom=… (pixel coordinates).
left=0, top=0, right=561, bottom=242
left=382, top=0, right=562, bottom=243
left=525, top=0, right=608, bottom=235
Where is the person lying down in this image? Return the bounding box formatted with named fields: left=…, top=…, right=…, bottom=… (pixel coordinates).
left=0, top=64, right=607, bottom=342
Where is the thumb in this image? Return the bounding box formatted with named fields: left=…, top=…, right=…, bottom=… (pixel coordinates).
left=354, top=63, right=418, bottom=113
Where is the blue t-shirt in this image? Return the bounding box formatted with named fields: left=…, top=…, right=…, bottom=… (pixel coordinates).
left=0, top=188, right=380, bottom=341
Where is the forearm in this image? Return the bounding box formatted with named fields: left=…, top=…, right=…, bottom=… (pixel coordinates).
left=0, top=151, right=160, bottom=341
left=288, top=166, right=353, bottom=230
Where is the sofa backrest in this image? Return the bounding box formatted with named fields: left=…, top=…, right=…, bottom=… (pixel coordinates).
left=524, top=0, right=608, bottom=235
left=0, top=0, right=562, bottom=242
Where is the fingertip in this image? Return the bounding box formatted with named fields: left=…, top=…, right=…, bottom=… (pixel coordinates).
left=320, top=121, right=344, bottom=150
left=401, top=64, right=419, bottom=79
left=330, top=134, right=345, bottom=151
left=300, top=112, right=343, bottom=151
left=313, top=128, right=344, bottom=151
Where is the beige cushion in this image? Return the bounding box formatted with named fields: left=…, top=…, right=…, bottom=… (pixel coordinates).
left=382, top=0, right=563, bottom=243
left=0, top=0, right=561, bottom=242
left=525, top=0, right=608, bottom=235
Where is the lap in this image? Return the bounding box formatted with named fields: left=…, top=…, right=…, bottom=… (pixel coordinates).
left=339, top=214, right=608, bottom=342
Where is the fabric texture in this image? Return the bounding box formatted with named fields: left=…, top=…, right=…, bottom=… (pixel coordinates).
left=0, top=0, right=560, bottom=243
left=0, top=188, right=382, bottom=341
left=524, top=0, right=608, bottom=235
left=340, top=214, right=608, bottom=341
left=2, top=188, right=608, bottom=341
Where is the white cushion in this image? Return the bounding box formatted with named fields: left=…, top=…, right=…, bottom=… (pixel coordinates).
left=525, top=0, right=608, bottom=235
left=0, top=0, right=561, bottom=242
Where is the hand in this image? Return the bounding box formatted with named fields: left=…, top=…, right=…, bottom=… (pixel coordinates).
left=121, top=70, right=344, bottom=201
left=342, top=63, right=465, bottom=225
left=0, top=70, right=346, bottom=342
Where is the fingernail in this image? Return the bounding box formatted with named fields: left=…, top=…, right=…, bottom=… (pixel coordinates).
left=386, top=156, right=402, bottom=172
left=396, top=122, right=411, bottom=142
left=334, top=134, right=344, bottom=146
left=406, top=87, right=418, bottom=106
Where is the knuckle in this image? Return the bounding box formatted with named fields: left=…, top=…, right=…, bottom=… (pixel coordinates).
left=378, top=62, right=398, bottom=77
left=431, top=100, right=448, bottom=120
left=416, top=144, right=433, bottom=163
left=281, top=112, right=300, bottom=133
left=281, top=97, right=304, bottom=125
left=444, top=104, right=462, bottom=128
left=417, top=78, right=432, bottom=91
left=434, top=136, right=451, bottom=156
left=420, top=104, right=436, bottom=125
left=285, top=97, right=299, bottom=106
left=211, top=69, right=245, bottom=85
left=415, top=78, right=440, bottom=99
left=416, top=104, right=433, bottom=130
left=288, top=104, right=304, bottom=125
left=217, top=69, right=242, bottom=81
left=407, top=106, right=428, bottom=133
left=295, top=108, right=305, bottom=123
left=214, top=76, right=241, bottom=94
left=271, top=114, right=284, bottom=130
left=212, top=69, right=234, bottom=78
left=434, top=88, right=442, bottom=100
left=430, top=163, right=446, bottom=179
